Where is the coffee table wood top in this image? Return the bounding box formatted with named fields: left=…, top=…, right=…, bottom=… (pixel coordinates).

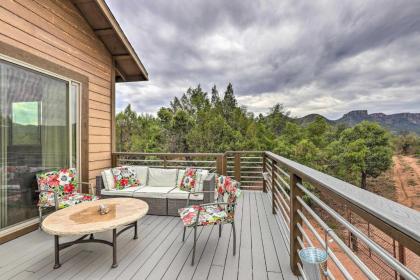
left=42, top=198, right=149, bottom=236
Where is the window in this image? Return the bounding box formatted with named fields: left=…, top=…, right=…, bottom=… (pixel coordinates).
left=11, top=101, right=41, bottom=145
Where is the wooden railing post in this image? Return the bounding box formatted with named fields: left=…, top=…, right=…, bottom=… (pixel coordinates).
left=262, top=153, right=267, bottom=193
left=111, top=153, right=117, bottom=167
left=163, top=156, right=167, bottom=168
left=222, top=153, right=227, bottom=176
left=216, top=155, right=223, bottom=175
left=398, top=243, right=406, bottom=280
left=271, top=160, right=276, bottom=214
left=234, top=153, right=241, bottom=182
left=290, top=173, right=303, bottom=275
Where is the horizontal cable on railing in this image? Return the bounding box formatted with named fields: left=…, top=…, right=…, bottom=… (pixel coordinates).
left=240, top=180, right=263, bottom=183
left=277, top=174, right=291, bottom=190
left=166, top=166, right=215, bottom=169
left=165, top=160, right=216, bottom=163
left=296, top=182, right=419, bottom=280
left=297, top=209, right=353, bottom=280
left=241, top=176, right=263, bottom=179
left=120, top=159, right=163, bottom=162
left=275, top=180, right=291, bottom=202
left=273, top=197, right=290, bottom=226
left=295, top=195, right=378, bottom=280
left=273, top=163, right=290, bottom=179
left=274, top=186, right=290, bottom=213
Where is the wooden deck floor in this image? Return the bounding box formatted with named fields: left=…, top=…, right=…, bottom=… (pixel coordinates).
left=0, top=191, right=297, bottom=280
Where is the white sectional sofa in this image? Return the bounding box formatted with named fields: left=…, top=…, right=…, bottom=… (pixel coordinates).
left=95, top=166, right=215, bottom=216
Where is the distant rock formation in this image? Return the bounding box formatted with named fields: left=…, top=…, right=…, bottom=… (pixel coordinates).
left=296, top=110, right=420, bottom=134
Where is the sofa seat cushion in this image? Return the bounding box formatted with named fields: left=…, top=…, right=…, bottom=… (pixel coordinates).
left=167, top=188, right=203, bottom=200
left=38, top=191, right=98, bottom=209
left=133, top=186, right=175, bottom=198
left=148, top=168, right=178, bottom=187
left=101, top=186, right=143, bottom=197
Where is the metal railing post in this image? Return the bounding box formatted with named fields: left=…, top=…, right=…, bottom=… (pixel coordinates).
left=290, top=172, right=303, bottom=275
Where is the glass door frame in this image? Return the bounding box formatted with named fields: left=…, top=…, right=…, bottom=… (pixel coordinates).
left=0, top=53, right=82, bottom=231
left=0, top=53, right=82, bottom=171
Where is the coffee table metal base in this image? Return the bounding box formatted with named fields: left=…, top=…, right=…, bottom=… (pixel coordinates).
left=53, top=221, right=138, bottom=269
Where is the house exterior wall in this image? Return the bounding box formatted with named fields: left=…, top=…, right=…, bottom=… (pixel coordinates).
left=0, top=0, right=115, bottom=189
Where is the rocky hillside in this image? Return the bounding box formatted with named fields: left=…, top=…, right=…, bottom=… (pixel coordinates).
left=297, top=110, right=420, bottom=134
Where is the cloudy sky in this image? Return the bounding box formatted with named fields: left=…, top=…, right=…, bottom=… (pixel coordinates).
left=106, top=0, right=420, bottom=119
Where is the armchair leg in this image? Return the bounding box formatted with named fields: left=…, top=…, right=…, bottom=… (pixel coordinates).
left=219, top=224, right=222, bottom=238
left=232, top=222, right=236, bottom=256
left=192, top=226, right=197, bottom=265
left=182, top=226, right=186, bottom=242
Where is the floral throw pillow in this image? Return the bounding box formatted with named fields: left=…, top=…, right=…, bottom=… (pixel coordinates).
left=111, top=166, right=139, bottom=190
left=37, top=168, right=78, bottom=197
left=180, top=168, right=198, bottom=192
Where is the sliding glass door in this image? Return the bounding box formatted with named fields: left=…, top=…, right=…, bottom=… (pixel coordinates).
left=0, top=59, right=79, bottom=230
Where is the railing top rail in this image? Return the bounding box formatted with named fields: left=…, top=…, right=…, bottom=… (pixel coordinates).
left=224, top=151, right=265, bottom=154
left=264, top=151, right=420, bottom=245
left=113, top=152, right=224, bottom=157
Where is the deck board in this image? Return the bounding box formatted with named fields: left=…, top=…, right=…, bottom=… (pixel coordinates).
left=0, top=192, right=297, bottom=280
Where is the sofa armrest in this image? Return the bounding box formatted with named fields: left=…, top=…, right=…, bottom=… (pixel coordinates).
left=202, top=173, right=216, bottom=204
left=95, top=176, right=104, bottom=198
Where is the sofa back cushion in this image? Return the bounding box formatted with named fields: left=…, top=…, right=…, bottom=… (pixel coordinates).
left=148, top=168, right=178, bottom=187
left=111, top=166, right=140, bottom=190
left=177, top=169, right=185, bottom=187
left=131, top=166, right=149, bottom=186
left=101, top=169, right=115, bottom=190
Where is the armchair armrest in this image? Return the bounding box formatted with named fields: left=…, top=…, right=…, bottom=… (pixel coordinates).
left=35, top=189, right=59, bottom=210
left=186, top=191, right=216, bottom=207
left=202, top=173, right=216, bottom=204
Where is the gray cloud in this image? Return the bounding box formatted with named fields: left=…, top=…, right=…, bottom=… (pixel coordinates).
left=107, top=0, right=420, bottom=119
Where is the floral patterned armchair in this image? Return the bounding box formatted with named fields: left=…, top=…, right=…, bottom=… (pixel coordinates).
left=178, top=175, right=240, bottom=265
left=36, top=168, right=98, bottom=225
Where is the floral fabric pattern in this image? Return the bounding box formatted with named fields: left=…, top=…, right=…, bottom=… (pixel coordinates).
left=111, top=166, right=140, bottom=190
left=179, top=168, right=197, bottom=192
left=178, top=175, right=240, bottom=227
left=37, top=168, right=98, bottom=209
left=216, top=176, right=241, bottom=219
left=38, top=192, right=98, bottom=209
left=178, top=205, right=228, bottom=226
left=37, top=168, right=78, bottom=196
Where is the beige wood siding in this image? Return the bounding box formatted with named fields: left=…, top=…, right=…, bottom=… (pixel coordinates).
left=0, top=0, right=114, bottom=188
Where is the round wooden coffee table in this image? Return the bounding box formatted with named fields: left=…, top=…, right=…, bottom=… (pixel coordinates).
left=42, top=198, right=148, bottom=269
